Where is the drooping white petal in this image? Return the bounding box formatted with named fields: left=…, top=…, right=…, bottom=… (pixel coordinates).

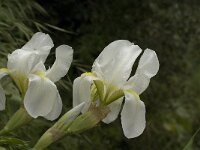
left=46, top=45, right=73, bottom=82
left=121, top=91, right=146, bottom=138
left=73, top=76, right=93, bottom=107
left=136, top=49, right=159, bottom=78
left=73, top=75, right=97, bottom=112
left=124, top=74, right=150, bottom=94
left=44, top=93, right=62, bottom=121
left=102, top=97, right=123, bottom=124
left=0, top=71, right=7, bottom=110
left=7, top=49, right=40, bottom=76
left=22, top=32, right=54, bottom=62
left=92, top=40, right=142, bottom=87
left=24, top=75, right=61, bottom=118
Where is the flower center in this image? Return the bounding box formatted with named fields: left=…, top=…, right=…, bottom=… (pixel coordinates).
left=10, top=72, right=28, bottom=96
left=82, top=72, right=124, bottom=106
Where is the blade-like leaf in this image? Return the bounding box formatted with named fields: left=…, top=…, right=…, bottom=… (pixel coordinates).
left=183, top=127, right=200, bottom=150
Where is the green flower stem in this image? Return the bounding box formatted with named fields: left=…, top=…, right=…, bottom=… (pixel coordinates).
left=33, top=105, right=110, bottom=150
left=32, top=128, right=64, bottom=150
left=0, top=107, right=32, bottom=135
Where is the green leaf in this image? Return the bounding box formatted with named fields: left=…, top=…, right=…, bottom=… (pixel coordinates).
left=0, top=136, right=29, bottom=146
left=183, top=127, right=200, bottom=150
left=45, top=23, right=75, bottom=34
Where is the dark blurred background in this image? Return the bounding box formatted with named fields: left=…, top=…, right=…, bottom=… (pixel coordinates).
left=0, top=0, right=200, bottom=149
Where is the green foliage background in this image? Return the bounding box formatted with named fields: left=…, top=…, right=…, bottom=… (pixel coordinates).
left=0, top=0, right=200, bottom=149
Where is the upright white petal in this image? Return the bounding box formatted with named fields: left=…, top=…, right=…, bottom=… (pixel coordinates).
left=7, top=49, right=40, bottom=76
left=0, top=71, right=8, bottom=111
left=92, top=40, right=142, bottom=87
left=44, top=93, right=62, bottom=121
left=22, top=32, right=54, bottom=62
left=46, top=45, right=73, bottom=82
left=73, top=75, right=97, bottom=112
left=125, top=49, right=159, bottom=94
left=102, top=97, right=123, bottom=124
left=124, top=74, right=150, bottom=94
left=121, top=91, right=145, bottom=138
left=31, top=61, right=46, bottom=73
left=24, top=75, right=62, bottom=119
left=136, top=49, right=159, bottom=78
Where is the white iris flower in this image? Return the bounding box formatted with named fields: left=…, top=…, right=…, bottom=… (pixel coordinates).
left=73, top=40, right=159, bottom=138
left=0, top=32, right=73, bottom=121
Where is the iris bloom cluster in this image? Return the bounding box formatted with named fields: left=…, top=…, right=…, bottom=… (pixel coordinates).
left=0, top=32, right=73, bottom=120
left=0, top=33, right=159, bottom=149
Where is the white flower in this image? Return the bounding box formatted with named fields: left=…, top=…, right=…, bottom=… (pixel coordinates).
left=73, top=40, right=159, bottom=138
left=0, top=32, right=73, bottom=120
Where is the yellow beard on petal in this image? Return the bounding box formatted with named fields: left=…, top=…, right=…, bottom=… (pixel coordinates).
left=0, top=68, right=9, bottom=73
left=35, top=71, right=46, bottom=79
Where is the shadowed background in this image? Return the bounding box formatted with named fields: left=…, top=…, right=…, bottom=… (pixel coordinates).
left=0, top=0, right=200, bottom=149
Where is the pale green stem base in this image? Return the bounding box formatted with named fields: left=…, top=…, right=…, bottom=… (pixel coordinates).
left=32, top=105, right=110, bottom=150
left=33, top=128, right=65, bottom=150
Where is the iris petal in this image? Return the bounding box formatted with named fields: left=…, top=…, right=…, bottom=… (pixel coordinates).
left=24, top=75, right=62, bottom=119
left=73, top=74, right=97, bottom=112
left=46, top=45, right=73, bottom=82
left=22, top=32, right=54, bottom=62
left=92, top=40, right=142, bottom=87
left=102, top=97, right=123, bottom=124
left=121, top=91, right=145, bottom=138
